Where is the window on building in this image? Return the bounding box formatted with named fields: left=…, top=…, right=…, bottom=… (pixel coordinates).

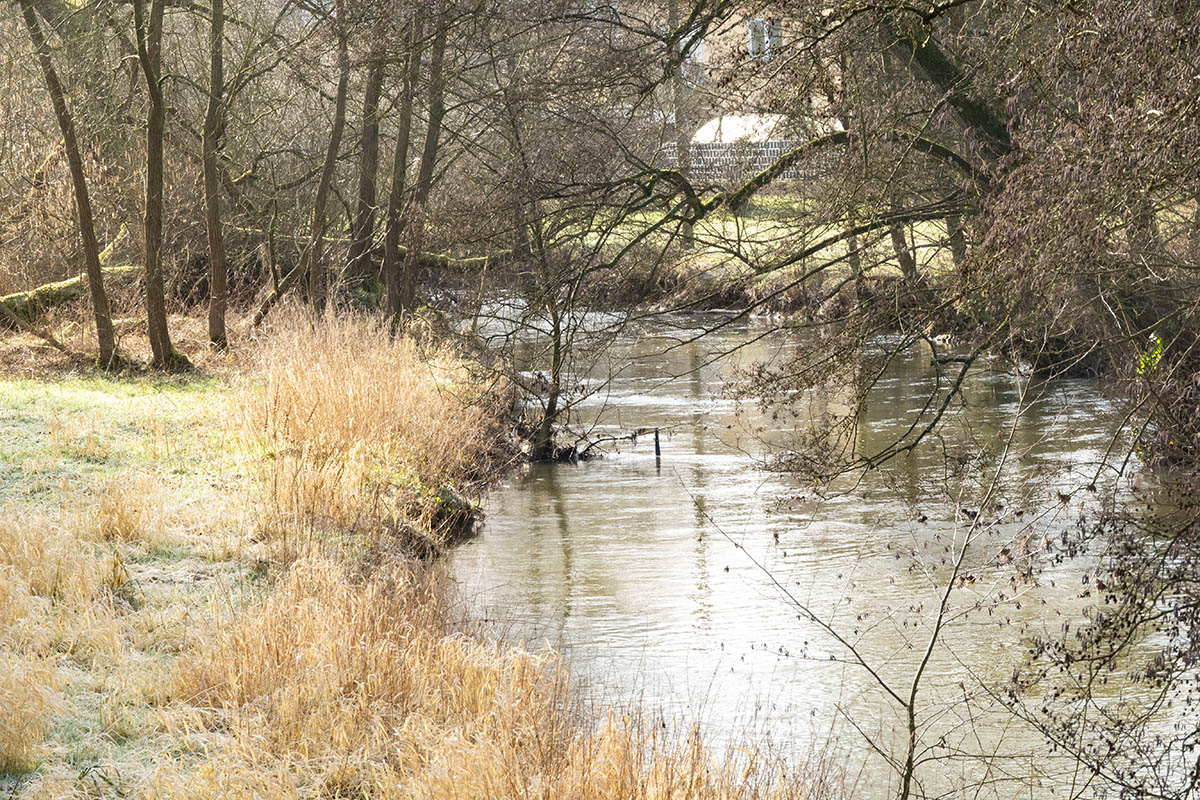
left=747, top=18, right=782, bottom=60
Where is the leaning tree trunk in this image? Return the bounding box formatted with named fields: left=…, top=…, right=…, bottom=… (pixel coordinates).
left=947, top=213, right=969, bottom=285
left=400, top=13, right=448, bottom=312
left=384, top=15, right=423, bottom=318
left=890, top=223, right=920, bottom=285
left=18, top=0, right=116, bottom=365
left=202, top=0, right=228, bottom=349
left=133, top=0, right=181, bottom=369
left=306, top=0, right=350, bottom=310
left=346, top=54, right=384, bottom=279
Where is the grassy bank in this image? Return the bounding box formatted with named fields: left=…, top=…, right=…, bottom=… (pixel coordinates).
left=0, top=310, right=833, bottom=799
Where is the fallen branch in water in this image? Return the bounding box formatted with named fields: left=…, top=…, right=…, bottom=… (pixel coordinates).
left=577, top=425, right=674, bottom=459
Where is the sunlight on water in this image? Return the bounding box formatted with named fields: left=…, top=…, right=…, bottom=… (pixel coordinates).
left=449, top=314, right=1143, bottom=799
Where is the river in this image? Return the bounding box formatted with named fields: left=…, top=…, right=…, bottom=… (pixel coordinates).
left=448, top=313, right=1149, bottom=799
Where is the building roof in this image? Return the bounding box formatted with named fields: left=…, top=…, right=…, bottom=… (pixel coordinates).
left=691, top=114, right=787, bottom=144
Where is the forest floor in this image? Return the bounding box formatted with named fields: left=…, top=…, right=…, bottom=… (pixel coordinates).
left=0, top=308, right=835, bottom=799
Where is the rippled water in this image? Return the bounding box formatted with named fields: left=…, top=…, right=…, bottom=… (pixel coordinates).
left=449, top=314, right=1141, bottom=798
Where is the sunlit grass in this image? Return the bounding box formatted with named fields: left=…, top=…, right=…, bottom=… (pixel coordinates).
left=0, top=358, right=258, bottom=796
left=0, top=652, right=59, bottom=773
left=240, top=307, right=509, bottom=554
left=600, top=195, right=961, bottom=312
left=163, top=552, right=822, bottom=800
left=0, top=375, right=233, bottom=507
left=0, top=310, right=836, bottom=800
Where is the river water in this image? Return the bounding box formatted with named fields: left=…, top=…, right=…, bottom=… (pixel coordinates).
left=448, top=314, right=1145, bottom=798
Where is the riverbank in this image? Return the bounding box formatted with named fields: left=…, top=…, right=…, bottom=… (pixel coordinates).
left=0, top=310, right=836, bottom=799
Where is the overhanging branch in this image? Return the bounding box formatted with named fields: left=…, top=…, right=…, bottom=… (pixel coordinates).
left=719, top=129, right=990, bottom=214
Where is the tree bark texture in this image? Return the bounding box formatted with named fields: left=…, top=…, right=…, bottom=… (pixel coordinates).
left=890, top=223, right=919, bottom=284
left=400, top=12, right=448, bottom=312
left=667, top=0, right=693, bottom=247
left=18, top=0, right=116, bottom=365
left=133, top=0, right=179, bottom=368
left=347, top=54, right=385, bottom=279
left=384, top=16, right=423, bottom=317
left=202, top=0, right=228, bottom=348
left=306, top=0, right=350, bottom=309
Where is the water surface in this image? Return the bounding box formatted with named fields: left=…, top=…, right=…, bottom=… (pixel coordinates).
left=450, top=315, right=1138, bottom=798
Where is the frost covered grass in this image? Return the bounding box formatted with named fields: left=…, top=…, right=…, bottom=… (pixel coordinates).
left=0, top=310, right=837, bottom=800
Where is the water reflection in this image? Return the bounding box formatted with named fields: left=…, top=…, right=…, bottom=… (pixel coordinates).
left=449, top=315, right=1137, bottom=799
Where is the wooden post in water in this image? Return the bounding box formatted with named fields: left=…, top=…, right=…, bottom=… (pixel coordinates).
left=654, top=428, right=661, bottom=457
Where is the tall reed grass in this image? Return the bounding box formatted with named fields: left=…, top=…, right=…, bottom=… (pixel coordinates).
left=0, top=652, right=59, bottom=772
left=241, top=309, right=507, bottom=551
left=167, top=552, right=824, bottom=800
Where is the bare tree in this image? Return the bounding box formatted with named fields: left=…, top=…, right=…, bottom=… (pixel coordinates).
left=398, top=3, right=448, bottom=312
left=304, top=0, right=350, bottom=310
left=16, top=0, right=117, bottom=365
left=346, top=48, right=384, bottom=280
left=132, top=0, right=184, bottom=369
left=383, top=9, right=422, bottom=318
left=202, top=0, right=228, bottom=348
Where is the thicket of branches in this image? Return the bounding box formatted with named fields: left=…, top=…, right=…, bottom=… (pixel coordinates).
left=4, top=0, right=1200, bottom=796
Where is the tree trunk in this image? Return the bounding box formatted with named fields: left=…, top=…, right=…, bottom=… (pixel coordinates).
left=947, top=213, right=968, bottom=283
left=384, top=16, right=423, bottom=318
left=133, top=0, right=181, bottom=369
left=847, top=226, right=864, bottom=301
left=307, top=0, right=350, bottom=309
left=667, top=0, right=693, bottom=247
left=202, top=0, right=228, bottom=349
left=18, top=0, right=116, bottom=366
left=501, top=51, right=533, bottom=262
left=347, top=54, right=385, bottom=279
left=1190, top=196, right=1200, bottom=261
left=532, top=305, right=564, bottom=461
left=890, top=223, right=919, bottom=284
left=400, top=13, right=448, bottom=312
left=0, top=266, right=140, bottom=327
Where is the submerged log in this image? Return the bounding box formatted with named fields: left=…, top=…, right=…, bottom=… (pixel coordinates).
left=0, top=265, right=140, bottom=328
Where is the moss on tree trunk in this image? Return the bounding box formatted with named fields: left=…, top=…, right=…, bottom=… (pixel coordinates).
left=0, top=266, right=140, bottom=329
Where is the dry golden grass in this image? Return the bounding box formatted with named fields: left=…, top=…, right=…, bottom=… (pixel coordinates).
left=0, top=513, right=109, bottom=602
left=242, top=308, right=506, bottom=547
left=0, top=652, right=59, bottom=772
left=165, top=552, right=818, bottom=800
left=0, top=408, right=245, bottom=786
left=0, top=510, right=129, bottom=674
left=93, top=474, right=176, bottom=548
left=0, top=565, right=35, bottom=636
left=0, top=309, right=837, bottom=800
left=0, top=516, right=82, bottom=772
